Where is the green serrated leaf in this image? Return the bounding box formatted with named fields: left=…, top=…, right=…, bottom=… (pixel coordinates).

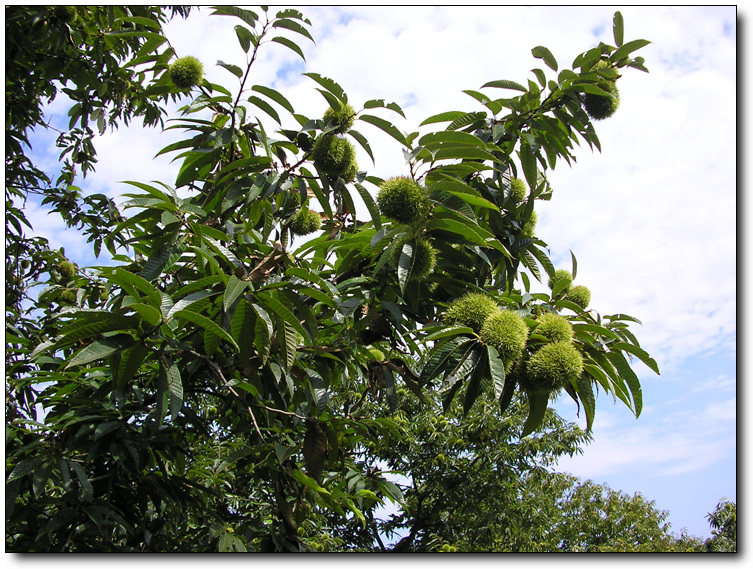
left=605, top=351, right=643, bottom=417
left=521, top=390, right=549, bottom=437
left=610, top=39, right=651, bottom=63
left=172, top=310, right=239, bottom=352
left=613, top=11, right=624, bottom=47
left=347, top=129, right=375, bottom=165
left=609, top=342, right=660, bottom=375
left=303, top=72, right=346, bottom=103
left=420, top=337, right=475, bottom=384
left=519, top=139, right=538, bottom=190
left=532, top=45, right=558, bottom=71
left=234, top=24, right=254, bottom=52
left=486, top=345, right=507, bottom=400
left=166, top=290, right=213, bottom=321
left=210, top=6, right=258, bottom=28
left=353, top=182, right=381, bottom=229
left=358, top=114, right=407, bottom=146
left=66, top=335, right=134, bottom=368
left=223, top=275, right=248, bottom=312
left=248, top=95, right=281, bottom=124
left=217, top=60, right=243, bottom=78
left=419, top=111, right=467, bottom=126
left=463, top=347, right=489, bottom=414
left=396, top=239, right=415, bottom=294
left=252, top=84, right=295, bottom=114
left=272, top=17, right=314, bottom=42
left=481, top=79, right=528, bottom=92
left=94, top=421, right=121, bottom=441
left=163, top=359, right=183, bottom=418
left=8, top=457, right=44, bottom=481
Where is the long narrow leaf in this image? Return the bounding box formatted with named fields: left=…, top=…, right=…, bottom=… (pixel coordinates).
left=66, top=335, right=135, bottom=368
left=487, top=345, right=507, bottom=400
left=521, top=390, right=549, bottom=437
left=172, top=310, right=239, bottom=351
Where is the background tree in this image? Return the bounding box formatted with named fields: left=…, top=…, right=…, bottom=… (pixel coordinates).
left=703, top=499, right=736, bottom=552
left=348, top=387, right=710, bottom=553
left=7, top=7, right=663, bottom=552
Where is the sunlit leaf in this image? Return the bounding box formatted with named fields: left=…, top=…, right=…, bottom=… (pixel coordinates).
left=481, top=79, right=528, bottom=92
left=613, top=11, right=624, bottom=47
left=358, top=114, right=407, bottom=146
left=532, top=45, right=558, bottom=71
left=610, top=39, right=651, bottom=63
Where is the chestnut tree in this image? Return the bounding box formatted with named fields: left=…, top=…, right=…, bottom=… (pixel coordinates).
left=6, top=6, right=660, bottom=551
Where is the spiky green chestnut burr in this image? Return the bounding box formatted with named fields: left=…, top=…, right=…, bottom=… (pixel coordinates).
left=479, top=310, right=529, bottom=369
left=443, top=292, right=498, bottom=333
left=510, top=178, right=528, bottom=202
left=583, top=61, right=620, bottom=121
left=312, top=135, right=358, bottom=181
left=59, top=289, right=77, bottom=304
left=58, top=261, right=76, bottom=280
left=390, top=236, right=437, bottom=281
left=548, top=269, right=573, bottom=292
left=522, top=341, right=583, bottom=393
left=567, top=285, right=591, bottom=310
left=376, top=176, right=430, bottom=225
left=290, top=208, right=322, bottom=236
left=521, top=210, right=537, bottom=238
left=323, top=103, right=356, bottom=134
left=534, top=313, right=573, bottom=344
left=366, top=346, right=386, bottom=362
left=48, top=6, right=76, bottom=24
left=168, top=56, right=204, bottom=89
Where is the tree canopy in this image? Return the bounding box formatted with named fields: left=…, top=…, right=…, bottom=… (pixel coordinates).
left=4, top=6, right=711, bottom=553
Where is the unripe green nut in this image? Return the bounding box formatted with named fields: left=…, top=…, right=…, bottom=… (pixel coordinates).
left=287, top=190, right=302, bottom=208
left=443, top=292, right=498, bottom=332
left=366, top=346, right=386, bottom=362
left=376, top=176, right=430, bottom=224
left=521, top=210, right=537, bottom=238
left=323, top=103, right=356, bottom=134
left=59, top=289, right=77, bottom=304
left=583, top=63, right=620, bottom=121
left=479, top=310, right=529, bottom=368
left=58, top=261, right=76, bottom=280
left=48, top=6, right=76, bottom=24
left=548, top=269, right=573, bottom=292
left=290, top=208, right=322, bottom=236
left=567, top=285, right=591, bottom=310
left=168, top=56, right=204, bottom=89
left=522, top=341, right=583, bottom=392
left=534, top=313, right=573, bottom=344
left=389, top=236, right=437, bottom=281
left=312, top=135, right=358, bottom=181
left=510, top=178, right=528, bottom=202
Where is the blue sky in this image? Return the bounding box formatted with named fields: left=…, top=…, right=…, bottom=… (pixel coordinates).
left=19, top=5, right=737, bottom=542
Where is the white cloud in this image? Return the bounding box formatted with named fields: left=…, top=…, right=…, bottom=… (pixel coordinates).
left=556, top=397, right=736, bottom=479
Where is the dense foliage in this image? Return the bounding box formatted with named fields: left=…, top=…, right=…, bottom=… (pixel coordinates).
left=7, top=6, right=718, bottom=552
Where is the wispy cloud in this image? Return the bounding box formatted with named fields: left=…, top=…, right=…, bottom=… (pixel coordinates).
left=556, top=397, right=736, bottom=479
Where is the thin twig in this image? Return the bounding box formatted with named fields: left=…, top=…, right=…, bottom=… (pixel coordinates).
left=186, top=350, right=265, bottom=441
